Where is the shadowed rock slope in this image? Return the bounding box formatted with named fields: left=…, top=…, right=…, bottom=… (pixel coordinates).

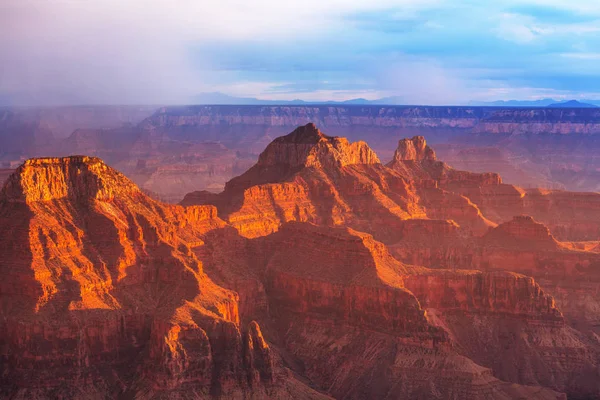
left=192, top=219, right=568, bottom=399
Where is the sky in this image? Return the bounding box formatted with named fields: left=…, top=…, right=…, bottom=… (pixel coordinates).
left=1, top=0, right=600, bottom=105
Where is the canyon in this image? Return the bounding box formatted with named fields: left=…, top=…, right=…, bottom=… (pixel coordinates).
left=3, top=95, right=600, bottom=400
left=2, top=121, right=600, bottom=398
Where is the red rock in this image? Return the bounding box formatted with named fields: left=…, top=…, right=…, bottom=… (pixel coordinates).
left=182, top=124, right=427, bottom=242
left=2, top=129, right=597, bottom=398
left=0, top=156, right=285, bottom=399
left=392, top=136, right=437, bottom=162
left=254, top=222, right=568, bottom=399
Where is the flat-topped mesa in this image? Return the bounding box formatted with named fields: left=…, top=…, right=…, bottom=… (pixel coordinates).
left=256, top=123, right=380, bottom=169
left=393, top=136, right=437, bottom=162
left=484, top=215, right=560, bottom=249
left=0, top=156, right=141, bottom=203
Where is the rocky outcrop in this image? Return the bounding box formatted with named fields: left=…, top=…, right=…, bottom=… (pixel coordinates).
left=257, top=123, right=380, bottom=169
left=388, top=136, right=501, bottom=186
left=182, top=124, right=430, bottom=241
left=1, top=156, right=141, bottom=203
left=0, top=156, right=282, bottom=399
left=255, top=222, right=572, bottom=399
left=392, top=136, right=437, bottom=162
left=385, top=136, right=499, bottom=235
left=183, top=126, right=501, bottom=239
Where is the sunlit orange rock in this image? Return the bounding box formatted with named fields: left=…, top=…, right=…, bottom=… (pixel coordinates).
left=182, top=123, right=427, bottom=242
left=183, top=126, right=496, bottom=240
left=0, top=156, right=288, bottom=399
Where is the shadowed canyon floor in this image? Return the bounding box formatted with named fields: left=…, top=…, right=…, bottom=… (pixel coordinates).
left=3, top=123, right=600, bottom=398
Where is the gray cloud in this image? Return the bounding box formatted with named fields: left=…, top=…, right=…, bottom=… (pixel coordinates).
left=0, top=0, right=206, bottom=105
left=2, top=0, right=600, bottom=105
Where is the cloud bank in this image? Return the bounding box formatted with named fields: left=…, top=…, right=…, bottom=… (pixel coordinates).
left=1, top=0, right=600, bottom=105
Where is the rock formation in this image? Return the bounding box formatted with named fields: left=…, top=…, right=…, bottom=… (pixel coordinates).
left=388, top=136, right=501, bottom=186
left=182, top=124, right=423, bottom=241
left=6, top=122, right=600, bottom=398
left=0, top=156, right=312, bottom=399
left=197, top=221, right=570, bottom=399
left=392, top=135, right=437, bottom=162
left=183, top=126, right=498, bottom=240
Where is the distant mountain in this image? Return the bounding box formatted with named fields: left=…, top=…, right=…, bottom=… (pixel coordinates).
left=189, top=92, right=300, bottom=105
left=547, top=100, right=598, bottom=108
left=470, top=99, right=558, bottom=107
left=473, top=98, right=600, bottom=107
left=192, top=93, right=600, bottom=107
left=190, top=92, right=410, bottom=106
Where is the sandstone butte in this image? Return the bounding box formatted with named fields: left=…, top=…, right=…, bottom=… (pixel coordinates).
left=2, top=124, right=600, bottom=398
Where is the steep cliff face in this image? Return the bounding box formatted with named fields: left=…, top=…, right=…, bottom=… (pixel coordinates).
left=0, top=156, right=282, bottom=399
left=404, top=270, right=560, bottom=319
left=385, top=136, right=499, bottom=235
left=404, top=270, right=600, bottom=397
left=135, top=105, right=600, bottom=193
left=182, top=124, right=427, bottom=242
left=143, top=105, right=600, bottom=135
left=391, top=239, right=600, bottom=398
left=7, top=104, right=600, bottom=200
left=174, top=216, right=572, bottom=398
left=383, top=136, right=600, bottom=242
left=451, top=183, right=600, bottom=241
left=387, top=136, right=501, bottom=186
left=254, top=222, right=571, bottom=399
left=2, top=156, right=141, bottom=203
left=390, top=215, right=600, bottom=332
left=262, top=223, right=428, bottom=333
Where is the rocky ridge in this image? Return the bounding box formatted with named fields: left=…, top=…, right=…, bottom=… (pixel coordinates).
left=6, top=123, right=600, bottom=398
left=183, top=126, right=497, bottom=240
left=0, top=156, right=296, bottom=399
